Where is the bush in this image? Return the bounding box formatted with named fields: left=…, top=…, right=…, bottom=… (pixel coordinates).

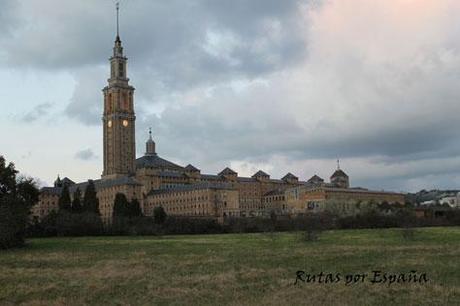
left=293, top=213, right=336, bottom=232
left=446, top=209, right=460, bottom=226
left=55, top=211, right=103, bottom=236
left=26, top=211, right=59, bottom=238
left=162, top=217, right=222, bottom=235
left=301, top=215, right=324, bottom=242
left=153, top=206, right=167, bottom=224
left=108, top=216, right=154, bottom=235
left=107, top=216, right=222, bottom=236
left=25, top=200, right=460, bottom=239
left=223, top=217, right=273, bottom=233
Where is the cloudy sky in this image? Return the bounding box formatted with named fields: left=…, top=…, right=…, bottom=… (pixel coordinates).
left=1, top=0, right=460, bottom=192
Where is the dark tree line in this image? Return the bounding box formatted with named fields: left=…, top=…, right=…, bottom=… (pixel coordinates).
left=27, top=190, right=460, bottom=238
left=0, top=156, right=39, bottom=249
left=58, top=181, right=100, bottom=215
left=113, top=193, right=142, bottom=218
left=28, top=180, right=104, bottom=237
left=55, top=180, right=102, bottom=236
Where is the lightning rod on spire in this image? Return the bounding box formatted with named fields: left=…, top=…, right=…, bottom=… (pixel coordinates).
left=116, top=2, right=120, bottom=38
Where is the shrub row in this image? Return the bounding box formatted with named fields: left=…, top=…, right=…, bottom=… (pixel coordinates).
left=26, top=207, right=460, bottom=238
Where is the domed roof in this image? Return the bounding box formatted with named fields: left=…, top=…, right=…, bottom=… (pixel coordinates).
left=146, top=136, right=155, bottom=145
left=136, top=155, right=184, bottom=171
left=331, top=169, right=348, bottom=179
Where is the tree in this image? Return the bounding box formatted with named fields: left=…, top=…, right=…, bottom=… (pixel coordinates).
left=40, top=210, right=58, bottom=236
left=58, top=184, right=71, bottom=212
left=269, top=210, right=277, bottom=231
left=112, top=194, right=143, bottom=218
left=303, top=214, right=324, bottom=242
left=71, top=188, right=83, bottom=213
left=0, top=156, right=39, bottom=249
left=153, top=206, right=167, bottom=224
left=129, top=198, right=143, bottom=217
left=113, top=193, right=129, bottom=218
left=83, top=180, right=100, bottom=214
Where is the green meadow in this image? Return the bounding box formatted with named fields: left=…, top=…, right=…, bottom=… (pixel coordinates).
left=1, top=227, right=459, bottom=305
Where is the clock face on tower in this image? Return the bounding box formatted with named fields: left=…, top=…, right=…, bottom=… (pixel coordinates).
left=107, top=120, right=112, bottom=128
left=122, top=120, right=129, bottom=127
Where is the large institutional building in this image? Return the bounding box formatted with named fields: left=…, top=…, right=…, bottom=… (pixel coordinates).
left=32, top=18, right=405, bottom=224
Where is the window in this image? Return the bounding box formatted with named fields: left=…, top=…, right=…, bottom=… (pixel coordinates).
left=119, top=62, right=124, bottom=77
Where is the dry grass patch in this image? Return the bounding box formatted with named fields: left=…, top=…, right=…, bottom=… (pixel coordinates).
left=1, top=228, right=459, bottom=305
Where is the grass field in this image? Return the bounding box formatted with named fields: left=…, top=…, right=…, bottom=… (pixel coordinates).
left=1, top=227, right=460, bottom=305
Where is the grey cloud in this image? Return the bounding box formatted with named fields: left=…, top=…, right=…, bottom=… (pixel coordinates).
left=65, top=66, right=105, bottom=125
left=52, top=0, right=310, bottom=125
left=0, top=0, right=19, bottom=38
left=3, top=0, right=460, bottom=192
left=21, top=102, right=53, bottom=122
left=75, top=148, right=98, bottom=161
left=1, top=1, right=109, bottom=69
left=1, top=1, right=308, bottom=79
left=131, top=0, right=460, bottom=192
left=357, top=172, right=460, bottom=193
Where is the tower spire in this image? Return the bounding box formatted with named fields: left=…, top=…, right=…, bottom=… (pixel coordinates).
left=149, top=127, right=152, bottom=140
left=112, top=2, right=123, bottom=58
left=337, top=159, right=340, bottom=170
left=116, top=2, right=120, bottom=40
left=102, top=1, right=136, bottom=179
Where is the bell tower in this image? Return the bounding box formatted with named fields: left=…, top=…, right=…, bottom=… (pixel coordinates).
left=102, top=3, right=136, bottom=179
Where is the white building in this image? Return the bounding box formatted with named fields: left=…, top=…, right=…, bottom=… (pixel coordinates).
left=439, top=195, right=459, bottom=208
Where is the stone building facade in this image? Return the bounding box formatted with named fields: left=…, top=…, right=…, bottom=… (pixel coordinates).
left=262, top=189, right=287, bottom=216
left=33, top=188, right=60, bottom=220
left=144, top=183, right=240, bottom=222
left=32, top=21, right=406, bottom=224
left=285, top=184, right=405, bottom=216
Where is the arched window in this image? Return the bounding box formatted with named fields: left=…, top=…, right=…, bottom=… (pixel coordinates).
left=119, top=62, right=124, bottom=77
left=123, top=93, right=128, bottom=110
left=107, top=93, right=112, bottom=112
